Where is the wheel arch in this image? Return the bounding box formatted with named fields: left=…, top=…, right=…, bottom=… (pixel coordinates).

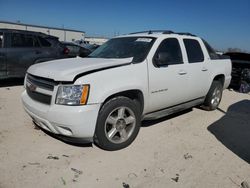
left=101, top=89, right=144, bottom=115
left=205, top=74, right=225, bottom=98
left=212, top=74, right=225, bottom=86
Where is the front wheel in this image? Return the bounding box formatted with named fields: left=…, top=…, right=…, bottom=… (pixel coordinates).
left=202, top=81, right=223, bottom=111
left=94, top=97, right=141, bottom=151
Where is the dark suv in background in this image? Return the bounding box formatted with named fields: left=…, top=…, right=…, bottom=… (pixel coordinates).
left=0, top=29, right=67, bottom=79
left=224, top=52, right=250, bottom=90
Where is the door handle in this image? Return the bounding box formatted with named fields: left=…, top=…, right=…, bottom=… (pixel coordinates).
left=202, top=67, right=208, bottom=71
left=178, top=70, right=187, bottom=75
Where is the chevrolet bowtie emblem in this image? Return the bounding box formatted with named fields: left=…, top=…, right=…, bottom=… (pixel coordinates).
left=27, top=82, right=37, bottom=92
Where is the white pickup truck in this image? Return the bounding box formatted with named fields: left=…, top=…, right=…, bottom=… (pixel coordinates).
left=22, top=31, right=232, bottom=150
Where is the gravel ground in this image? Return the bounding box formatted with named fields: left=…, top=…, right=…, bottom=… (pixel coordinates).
left=0, top=84, right=249, bottom=188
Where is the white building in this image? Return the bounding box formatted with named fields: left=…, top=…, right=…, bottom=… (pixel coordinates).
left=85, top=37, right=108, bottom=45
left=0, top=20, right=85, bottom=42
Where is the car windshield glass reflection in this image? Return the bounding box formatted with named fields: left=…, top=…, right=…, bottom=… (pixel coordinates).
left=88, top=37, right=155, bottom=63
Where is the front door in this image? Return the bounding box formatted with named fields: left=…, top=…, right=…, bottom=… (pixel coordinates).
left=147, top=38, right=190, bottom=113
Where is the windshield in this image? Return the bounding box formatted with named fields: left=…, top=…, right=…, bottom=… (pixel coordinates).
left=88, top=37, right=155, bottom=63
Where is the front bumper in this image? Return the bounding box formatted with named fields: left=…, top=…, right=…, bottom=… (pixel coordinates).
left=22, top=90, right=101, bottom=140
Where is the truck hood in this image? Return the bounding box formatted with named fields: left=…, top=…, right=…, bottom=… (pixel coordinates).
left=27, top=57, right=132, bottom=81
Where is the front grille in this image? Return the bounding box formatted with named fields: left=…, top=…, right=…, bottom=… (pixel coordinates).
left=27, top=74, right=57, bottom=91
left=27, top=86, right=52, bottom=104
left=26, top=74, right=58, bottom=105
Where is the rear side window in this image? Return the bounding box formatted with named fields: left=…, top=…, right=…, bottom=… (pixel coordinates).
left=11, top=33, right=26, bottom=47
left=0, top=32, right=3, bottom=48
left=154, top=38, right=183, bottom=67
left=11, top=33, right=40, bottom=47
left=25, top=34, right=40, bottom=47
left=38, top=37, right=51, bottom=47
left=184, top=39, right=204, bottom=63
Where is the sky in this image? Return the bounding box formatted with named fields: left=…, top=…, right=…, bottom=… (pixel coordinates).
left=0, top=0, right=250, bottom=52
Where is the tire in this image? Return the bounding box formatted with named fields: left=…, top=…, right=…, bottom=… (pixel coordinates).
left=202, top=81, right=223, bottom=111
left=94, top=96, right=141, bottom=151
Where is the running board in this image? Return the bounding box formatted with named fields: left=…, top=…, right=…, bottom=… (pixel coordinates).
left=143, top=97, right=205, bottom=120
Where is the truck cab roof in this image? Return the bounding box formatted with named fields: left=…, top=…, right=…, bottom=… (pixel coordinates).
left=120, top=30, right=198, bottom=39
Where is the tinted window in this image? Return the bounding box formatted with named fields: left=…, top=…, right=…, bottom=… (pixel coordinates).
left=203, top=40, right=220, bottom=60
left=25, top=35, right=33, bottom=47
left=38, top=37, right=51, bottom=47
left=33, top=36, right=40, bottom=47
left=0, top=32, right=3, bottom=48
left=11, top=33, right=40, bottom=47
left=26, top=34, right=40, bottom=47
left=154, top=38, right=183, bottom=67
left=184, top=39, right=204, bottom=63
left=11, top=33, right=25, bottom=47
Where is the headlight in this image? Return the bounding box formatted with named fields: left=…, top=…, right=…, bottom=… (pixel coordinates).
left=56, top=85, right=90, bottom=105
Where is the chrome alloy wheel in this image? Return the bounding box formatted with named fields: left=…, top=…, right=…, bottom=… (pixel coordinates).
left=104, top=107, right=136, bottom=144
left=211, top=87, right=222, bottom=107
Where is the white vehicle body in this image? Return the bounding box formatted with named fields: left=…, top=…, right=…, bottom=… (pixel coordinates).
left=22, top=31, right=232, bottom=146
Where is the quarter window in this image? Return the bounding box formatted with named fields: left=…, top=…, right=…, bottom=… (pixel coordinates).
left=153, top=38, right=183, bottom=67
left=38, top=37, right=51, bottom=47
left=184, top=39, right=204, bottom=63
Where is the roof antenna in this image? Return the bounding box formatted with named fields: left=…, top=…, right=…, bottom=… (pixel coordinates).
left=148, top=30, right=152, bottom=34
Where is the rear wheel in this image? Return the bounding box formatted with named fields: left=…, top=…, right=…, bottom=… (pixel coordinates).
left=94, top=96, right=141, bottom=151
left=202, top=81, right=223, bottom=111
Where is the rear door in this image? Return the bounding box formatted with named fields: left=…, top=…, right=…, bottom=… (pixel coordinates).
left=0, top=31, right=7, bottom=78
left=182, top=38, right=210, bottom=99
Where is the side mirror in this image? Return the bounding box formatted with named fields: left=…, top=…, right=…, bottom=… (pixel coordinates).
left=155, top=52, right=171, bottom=66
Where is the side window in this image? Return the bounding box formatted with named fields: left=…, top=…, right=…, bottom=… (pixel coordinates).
left=0, top=32, right=3, bottom=48
left=25, top=34, right=40, bottom=47
left=203, top=40, right=220, bottom=60
left=32, top=35, right=40, bottom=47
left=38, top=37, right=51, bottom=47
left=11, top=33, right=39, bottom=47
left=24, top=34, right=34, bottom=47
left=153, top=38, right=183, bottom=67
left=184, top=39, right=204, bottom=63
left=11, top=33, right=26, bottom=47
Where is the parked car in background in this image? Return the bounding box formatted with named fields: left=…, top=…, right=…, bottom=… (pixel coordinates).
left=60, top=42, right=92, bottom=58
left=75, top=40, right=100, bottom=52
left=82, top=43, right=100, bottom=51
left=224, top=52, right=250, bottom=90
left=0, top=29, right=68, bottom=79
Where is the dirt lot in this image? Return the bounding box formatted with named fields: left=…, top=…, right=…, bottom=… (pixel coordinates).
left=0, top=83, right=249, bottom=188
